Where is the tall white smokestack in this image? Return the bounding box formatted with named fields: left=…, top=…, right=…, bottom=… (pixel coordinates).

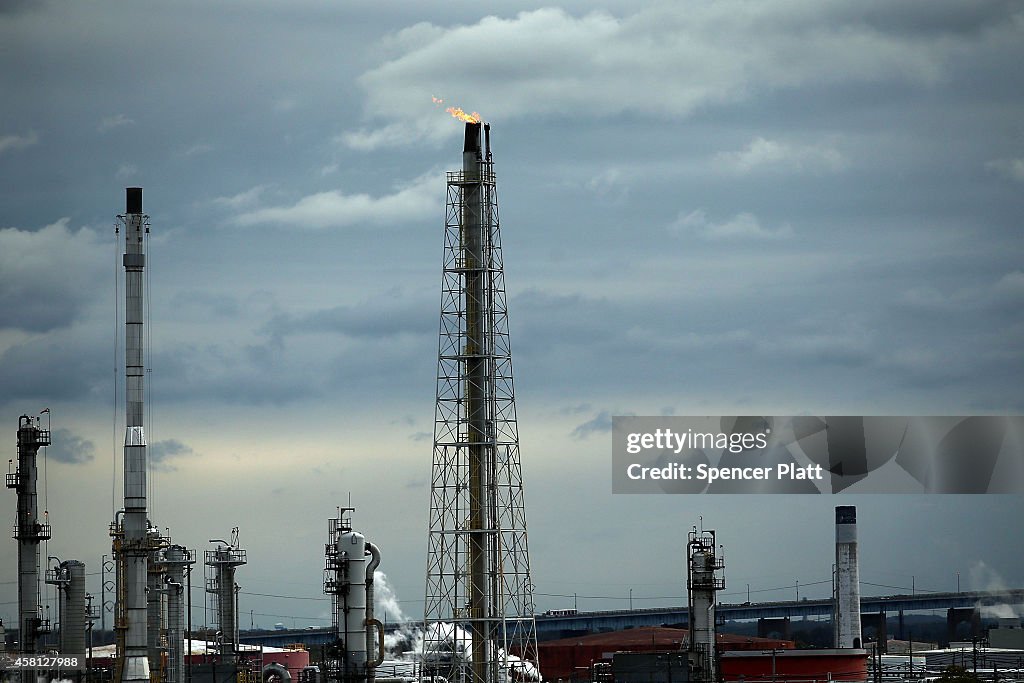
left=834, top=505, right=862, bottom=648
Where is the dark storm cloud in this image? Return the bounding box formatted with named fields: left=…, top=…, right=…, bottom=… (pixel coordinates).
left=0, top=0, right=40, bottom=17
left=506, top=244, right=1024, bottom=412
left=262, top=299, right=435, bottom=341
left=148, top=438, right=195, bottom=471
left=0, top=334, right=107, bottom=404
left=147, top=340, right=317, bottom=406
left=168, top=290, right=242, bottom=318
left=145, top=294, right=436, bottom=408
left=824, top=0, right=1019, bottom=37
left=570, top=411, right=613, bottom=439
left=46, top=428, right=96, bottom=465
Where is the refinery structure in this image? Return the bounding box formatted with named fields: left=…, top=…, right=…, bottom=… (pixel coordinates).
left=422, top=120, right=539, bottom=683
left=4, top=118, right=1024, bottom=683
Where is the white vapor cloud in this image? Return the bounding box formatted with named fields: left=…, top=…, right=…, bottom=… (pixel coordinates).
left=98, top=113, right=135, bottom=132
left=232, top=171, right=441, bottom=229
left=0, top=130, right=39, bottom=154
left=179, top=143, right=214, bottom=157
left=986, top=158, right=1024, bottom=182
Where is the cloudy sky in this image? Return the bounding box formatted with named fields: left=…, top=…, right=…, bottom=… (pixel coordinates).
left=2, top=1, right=1023, bottom=632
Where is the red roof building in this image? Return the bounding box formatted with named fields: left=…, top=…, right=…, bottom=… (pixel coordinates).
left=536, top=627, right=867, bottom=683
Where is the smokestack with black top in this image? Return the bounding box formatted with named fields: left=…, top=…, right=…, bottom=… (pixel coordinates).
left=834, top=505, right=862, bottom=648
left=462, top=118, right=492, bottom=683
left=126, top=187, right=142, bottom=215
left=464, top=121, right=482, bottom=157
left=118, top=186, right=152, bottom=683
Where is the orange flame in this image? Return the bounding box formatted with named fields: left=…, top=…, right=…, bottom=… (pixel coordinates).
left=431, top=96, right=483, bottom=124
left=445, top=106, right=482, bottom=124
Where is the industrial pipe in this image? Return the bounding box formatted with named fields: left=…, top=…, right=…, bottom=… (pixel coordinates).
left=364, top=543, right=383, bottom=672
left=366, top=619, right=384, bottom=669
left=264, top=662, right=292, bottom=683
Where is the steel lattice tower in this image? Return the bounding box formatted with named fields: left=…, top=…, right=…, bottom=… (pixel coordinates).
left=423, top=122, right=539, bottom=683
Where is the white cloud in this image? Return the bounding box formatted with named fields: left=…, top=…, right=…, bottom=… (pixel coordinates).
left=986, top=158, right=1024, bottom=182
left=713, top=137, right=847, bottom=174
left=214, top=185, right=270, bottom=210
left=897, top=270, right=1024, bottom=311
left=98, top=113, right=135, bottom=132
left=0, top=218, right=106, bottom=332
left=273, top=97, right=298, bottom=113
left=344, top=3, right=964, bottom=148
left=583, top=167, right=631, bottom=204
left=994, top=270, right=1024, bottom=297
left=339, top=118, right=455, bottom=151
left=232, top=171, right=440, bottom=229
left=669, top=209, right=794, bottom=241
left=0, top=130, right=39, bottom=154
left=116, top=163, right=138, bottom=178
left=179, top=143, right=214, bottom=157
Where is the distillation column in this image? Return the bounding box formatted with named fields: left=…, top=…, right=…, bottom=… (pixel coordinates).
left=834, top=505, right=862, bottom=648
left=115, top=186, right=152, bottom=683
left=206, top=537, right=246, bottom=664
left=323, top=509, right=383, bottom=683
left=164, top=545, right=195, bottom=683
left=687, top=529, right=724, bottom=683
left=6, top=415, right=52, bottom=668
left=148, top=529, right=169, bottom=677
left=46, top=560, right=87, bottom=662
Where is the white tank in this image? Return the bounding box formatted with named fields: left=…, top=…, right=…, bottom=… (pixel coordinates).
left=340, top=531, right=368, bottom=669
